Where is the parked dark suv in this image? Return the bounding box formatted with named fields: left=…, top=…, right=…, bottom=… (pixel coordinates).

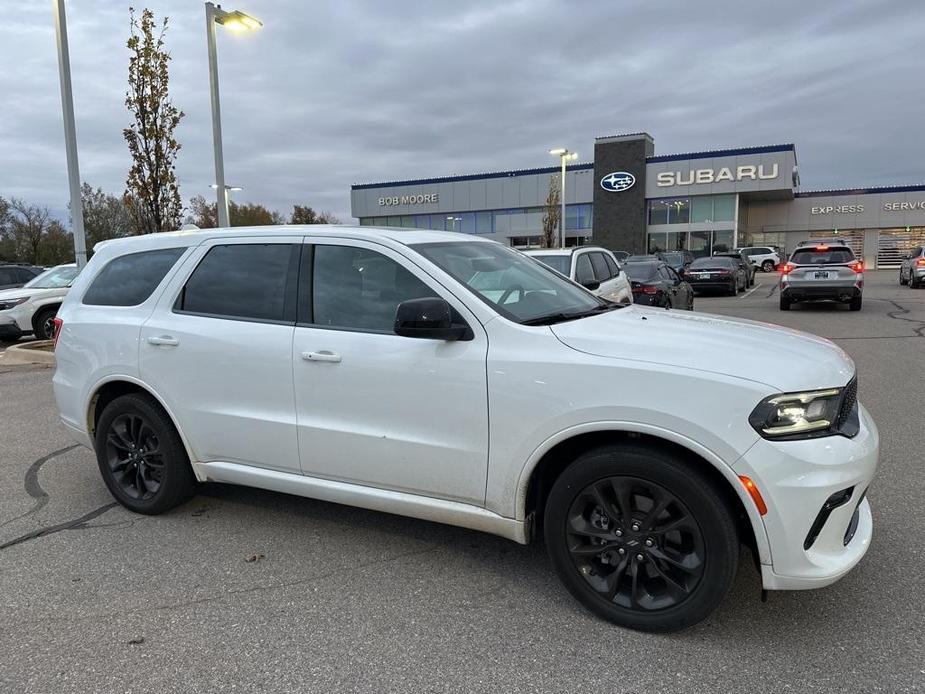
left=0, top=264, right=42, bottom=290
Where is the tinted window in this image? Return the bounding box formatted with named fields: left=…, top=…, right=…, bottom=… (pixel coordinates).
left=178, top=244, right=298, bottom=322
left=624, top=262, right=658, bottom=281
left=25, top=266, right=79, bottom=289
left=604, top=254, right=620, bottom=277
left=790, top=247, right=855, bottom=265
left=311, top=245, right=436, bottom=332
left=575, top=254, right=595, bottom=284
left=0, top=269, right=13, bottom=285
left=690, top=257, right=734, bottom=269
left=590, top=252, right=611, bottom=281
left=84, top=248, right=185, bottom=306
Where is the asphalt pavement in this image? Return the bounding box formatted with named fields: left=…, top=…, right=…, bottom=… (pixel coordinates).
left=1, top=269, right=923, bottom=693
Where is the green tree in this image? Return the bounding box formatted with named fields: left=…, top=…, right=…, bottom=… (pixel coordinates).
left=541, top=175, right=561, bottom=248
left=123, top=7, right=184, bottom=233
left=290, top=205, right=340, bottom=224
left=36, top=221, right=74, bottom=266
left=77, top=183, right=135, bottom=249
left=0, top=196, right=14, bottom=261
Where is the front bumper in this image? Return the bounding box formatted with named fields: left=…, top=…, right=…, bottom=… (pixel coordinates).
left=0, top=316, right=23, bottom=341
left=734, top=403, right=878, bottom=590
left=781, top=283, right=861, bottom=301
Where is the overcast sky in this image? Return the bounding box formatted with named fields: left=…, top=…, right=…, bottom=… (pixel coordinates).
left=2, top=0, right=924, bottom=224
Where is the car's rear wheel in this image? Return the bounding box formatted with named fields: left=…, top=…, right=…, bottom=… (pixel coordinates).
left=32, top=307, right=58, bottom=341
left=899, top=270, right=908, bottom=286
left=728, top=280, right=737, bottom=296
left=544, top=444, right=738, bottom=633
left=94, top=393, right=196, bottom=514
left=761, top=260, right=775, bottom=272
left=910, top=275, right=919, bottom=289
left=849, top=295, right=863, bottom=311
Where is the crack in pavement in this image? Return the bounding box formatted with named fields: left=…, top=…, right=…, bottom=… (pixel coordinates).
left=0, top=502, right=118, bottom=551
left=878, top=298, right=925, bottom=337
left=0, top=444, right=80, bottom=528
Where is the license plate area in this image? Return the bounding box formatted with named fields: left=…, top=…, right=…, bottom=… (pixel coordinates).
left=813, top=271, right=831, bottom=280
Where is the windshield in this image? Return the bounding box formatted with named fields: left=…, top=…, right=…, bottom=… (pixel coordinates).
left=24, top=266, right=78, bottom=288
left=624, top=262, right=658, bottom=281
left=530, top=254, right=571, bottom=275
left=412, top=242, right=608, bottom=324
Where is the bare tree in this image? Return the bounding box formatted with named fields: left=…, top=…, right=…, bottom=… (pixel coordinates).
left=123, top=7, right=184, bottom=233
left=8, top=198, right=53, bottom=264
left=541, top=175, right=561, bottom=248
left=290, top=205, right=340, bottom=225
left=37, top=221, right=74, bottom=266
left=186, top=196, right=286, bottom=228
left=78, top=183, right=135, bottom=249
left=0, top=196, right=14, bottom=261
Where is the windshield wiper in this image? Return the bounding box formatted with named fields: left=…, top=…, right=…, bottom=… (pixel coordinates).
left=522, top=303, right=621, bottom=326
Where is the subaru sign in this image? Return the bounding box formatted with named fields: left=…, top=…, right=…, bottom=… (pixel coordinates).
left=600, top=171, right=636, bottom=192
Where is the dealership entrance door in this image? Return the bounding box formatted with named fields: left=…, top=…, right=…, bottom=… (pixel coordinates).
left=877, top=228, right=925, bottom=267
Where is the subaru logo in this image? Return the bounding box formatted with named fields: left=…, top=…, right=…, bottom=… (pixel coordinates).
left=600, top=171, right=636, bottom=192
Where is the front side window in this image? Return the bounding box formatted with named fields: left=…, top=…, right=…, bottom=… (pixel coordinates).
left=84, top=249, right=184, bottom=306
left=532, top=254, right=571, bottom=276
left=310, top=245, right=436, bottom=332
left=177, top=244, right=298, bottom=322
left=413, top=241, right=606, bottom=325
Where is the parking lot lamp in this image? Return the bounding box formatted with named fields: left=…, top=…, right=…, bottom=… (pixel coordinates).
left=550, top=149, right=578, bottom=248
left=205, top=3, right=262, bottom=228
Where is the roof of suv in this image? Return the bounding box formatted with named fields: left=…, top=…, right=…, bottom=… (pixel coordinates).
left=93, top=225, right=493, bottom=254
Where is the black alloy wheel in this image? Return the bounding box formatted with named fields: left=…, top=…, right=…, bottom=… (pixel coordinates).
left=544, top=444, right=739, bottom=632
left=562, top=475, right=706, bottom=612
left=762, top=260, right=775, bottom=272
left=33, top=307, right=58, bottom=341
left=95, top=393, right=196, bottom=514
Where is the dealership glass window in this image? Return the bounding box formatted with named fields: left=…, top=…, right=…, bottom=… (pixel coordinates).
left=509, top=236, right=541, bottom=248
left=359, top=218, right=373, bottom=226
left=429, top=215, right=446, bottom=231
left=492, top=210, right=511, bottom=234
left=476, top=211, right=492, bottom=234
left=712, top=230, right=735, bottom=254
left=689, top=231, right=711, bottom=257
left=414, top=215, right=431, bottom=229
left=669, top=198, right=690, bottom=223
left=647, top=232, right=667, bottom=253
left=665, top=231, right=687, bottom=250
left=690, top=197, right=713, bottom=223
left=373, top=217, right=388, bottom=226
left=458, top=212, right=476, bottom=234
left=648, top=200, right=670, bottom=225
left=712, top=195, right=736, bottom=222
left=399, top=215, right=415, bottom=228
left=566, top=203, right=592, bottom=230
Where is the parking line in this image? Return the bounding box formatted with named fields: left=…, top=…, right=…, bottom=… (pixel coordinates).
left=740, top=282, right=763, bottom=298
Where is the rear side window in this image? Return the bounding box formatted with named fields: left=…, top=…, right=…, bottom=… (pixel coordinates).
left=575, top=254, right=595, bottom=284
left=83, top=248, right=185, bottom=306
left=177, top=243, right=300, bottom=323
left=790, top=247, right=855, bottom=265
left=590, top=252, right=611, bottom=281
left=604, top=254, right=620, bottom=276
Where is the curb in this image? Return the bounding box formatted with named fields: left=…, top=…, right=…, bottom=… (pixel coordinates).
left=2, top=341, right=56, bottom=366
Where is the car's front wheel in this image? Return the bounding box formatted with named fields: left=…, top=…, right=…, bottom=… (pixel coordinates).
left=544, top=444, right=739, bottom=633
left=32, top=307, right=59, bottom=341
left=900, top=270, right=908, bottom=286
left=94, top=393, right=196, bottom=514
left=762, top=260, right=775, bottom=272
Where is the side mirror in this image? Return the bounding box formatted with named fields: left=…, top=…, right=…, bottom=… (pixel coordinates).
left=394, top=297, right=472, bottom=341
left=580, top=279, right=601, bottom=291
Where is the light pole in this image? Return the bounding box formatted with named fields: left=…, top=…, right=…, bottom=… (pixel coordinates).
left=205, top=3, right=262, bottom=228
left=52, top=0, right=87, bottom=268
left=550, top=148, right=577, bottom=248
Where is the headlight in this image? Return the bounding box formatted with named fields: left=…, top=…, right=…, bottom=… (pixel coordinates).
left=749, top=388, right=844, bottom=439
left=0, top=297, right=29, bottom=311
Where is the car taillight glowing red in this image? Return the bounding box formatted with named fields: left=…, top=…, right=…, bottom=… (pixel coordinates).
left=917, top=258, right=925, bottom=266
left=52, top=317, right=63, bottom=348
left=780, top=263, right=795, bottom=275
left=849, top=260, right=864, bottom=273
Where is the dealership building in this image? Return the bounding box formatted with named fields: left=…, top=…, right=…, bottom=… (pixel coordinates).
left=351, top=132, right=925, bottom=268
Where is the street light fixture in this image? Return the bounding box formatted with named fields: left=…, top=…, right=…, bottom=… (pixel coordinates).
left=550, top=148, right=578, bottom=248
left=205, top=3, right=262, bottom=228
left=210, top=184, right=243, bottom=192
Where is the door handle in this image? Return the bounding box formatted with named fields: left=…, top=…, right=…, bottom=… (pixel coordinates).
left=147, top=335, right=179, bottom=347
left=301, top=350, right=342, bottom=363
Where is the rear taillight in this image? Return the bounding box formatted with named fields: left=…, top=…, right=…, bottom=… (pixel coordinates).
left=631, top=284, right=658, bottom=295
left=916, top=258, right=925, bottom=267
left=52, top=317, right=63, bottom=348
left=849, top=260, right=864, bottom=273
left=780, top=263, right=795, bottom=275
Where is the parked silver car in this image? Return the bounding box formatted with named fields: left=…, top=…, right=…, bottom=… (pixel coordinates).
left=899, top=245, right=925, bottom=288
left=779, top=242, right=863, bottom=311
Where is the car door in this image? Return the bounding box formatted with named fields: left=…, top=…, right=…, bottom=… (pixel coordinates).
left=139, top=237, right=302, bottom=474
left=665, top=265, right=689, bottom=306
left=292, top=238, right=489, bottom=505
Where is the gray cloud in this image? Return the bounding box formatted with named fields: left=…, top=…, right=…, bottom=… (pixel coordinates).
left=1, top=0, right=923, bottom=224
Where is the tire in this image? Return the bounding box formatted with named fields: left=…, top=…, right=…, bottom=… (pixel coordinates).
left=780, top=295, right=791, bottom=311
left=910, top=275, right=918, bottom=289
left=761, top=260, right=775, bottom=272
left=94, top=393, right=196, bottom=515
left=543, top=443, right=739, bottom=633
left=32, top=307, right=58, bottom=341
left=849, top=295, right=862, bottom=311
left=900, top=270, right=908, bottom=286
left=728, top=280, right=738, bottom=296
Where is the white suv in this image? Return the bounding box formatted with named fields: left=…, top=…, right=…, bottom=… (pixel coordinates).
left=738, top=247, right=781, bottom=273
left=53, top=227, right=878, bottom=632
left=524, top=247, right=633, bottom=304
left=0, top=263, right=79, bottom=342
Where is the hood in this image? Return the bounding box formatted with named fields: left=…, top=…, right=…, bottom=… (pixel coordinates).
left=551, top=305, right=855, bottom=392
left=0, top=286, right=64, bottom=301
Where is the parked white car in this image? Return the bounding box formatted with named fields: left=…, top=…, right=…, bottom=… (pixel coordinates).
left=53, top=227, right=877, bottom=632
left=737, top=246, right=781, bottom=272
left=0, top=263, right=79, bottom=342
left=525, top=246, right=633, bottom=304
